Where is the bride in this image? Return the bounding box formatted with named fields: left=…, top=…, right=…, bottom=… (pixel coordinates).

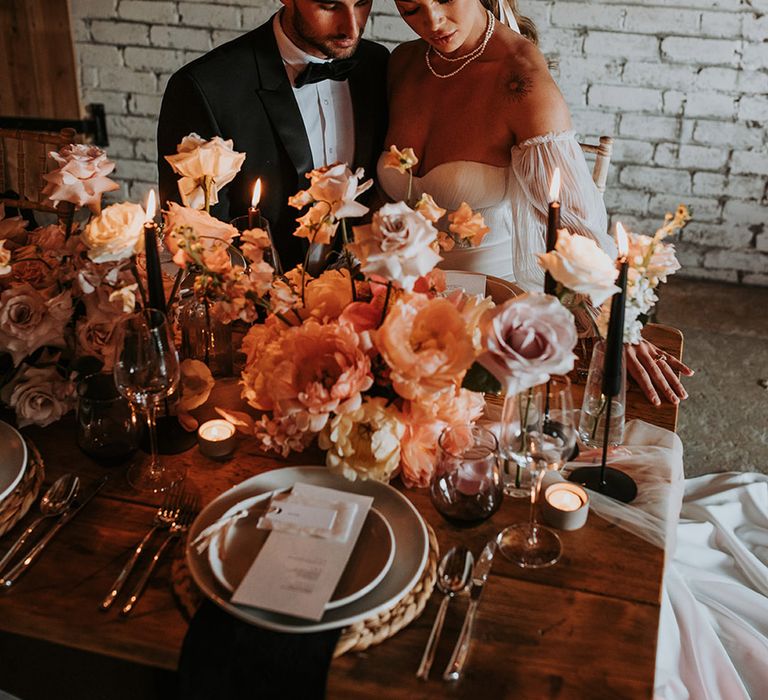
left=379, top=0, right=692, bottom=406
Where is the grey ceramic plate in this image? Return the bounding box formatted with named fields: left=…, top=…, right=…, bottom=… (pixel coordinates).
left=187, top=466, right=429, bottom=633
left=0, top=421, right=27, bottom=503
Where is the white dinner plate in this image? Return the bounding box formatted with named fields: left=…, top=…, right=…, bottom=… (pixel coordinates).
left=0, top=421, right=27, bottom=503
left=187, top=466, right=429, bottom=633
left=208, top=501, right=395, bottom=611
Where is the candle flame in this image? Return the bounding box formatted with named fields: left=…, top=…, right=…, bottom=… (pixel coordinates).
left=548, top=167, right=561, bottom=203
left=251, top=179, right=262, bottom=208
left=145, top=189, right=156, bottom=220
left=616, top=222, right=628, bottom=258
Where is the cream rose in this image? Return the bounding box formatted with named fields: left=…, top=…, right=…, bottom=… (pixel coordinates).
left=478, top=293, right=577, bottom=395
left=538, top=229, right=619, bottom=307
left=0, top=241, right=11, bottom=276
left=319, top=397, right=405, bottom=482
left=0, top=365, right=75, bottom=427
left=164, top=133, right=246, bottom=210
left=0, top=286, right=71, bottom=365
left=41, top=144, right=119, bottom=214
left=349, top=202, right=441, bottom=291
left=82, top=202, right=145, bottom=263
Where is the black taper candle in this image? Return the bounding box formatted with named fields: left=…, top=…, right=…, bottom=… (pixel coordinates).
left=601, top=258, right=628, bottom=397
left=544, top=202, right=560, bottom=295
left=143, top=222, right=166, bottom=314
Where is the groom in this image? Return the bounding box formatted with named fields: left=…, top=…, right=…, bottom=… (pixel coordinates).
left=157, top=0, right=388, bottom=270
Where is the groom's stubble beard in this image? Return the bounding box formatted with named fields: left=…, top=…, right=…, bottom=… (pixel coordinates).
left=291, top=10, right=362, bottom=59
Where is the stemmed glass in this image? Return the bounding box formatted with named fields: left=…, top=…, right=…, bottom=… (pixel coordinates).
left=497, top=376, right=577, bottom=567
left=113, top=309, right=184, bottom=493
left=497, top=389, right=540, bottom=498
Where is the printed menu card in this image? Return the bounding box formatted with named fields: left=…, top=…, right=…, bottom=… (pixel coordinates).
left=231, top=483, right=373, bottom=620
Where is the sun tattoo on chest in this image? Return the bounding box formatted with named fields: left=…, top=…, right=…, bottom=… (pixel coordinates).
left=507, top=72, right=533, bottom=102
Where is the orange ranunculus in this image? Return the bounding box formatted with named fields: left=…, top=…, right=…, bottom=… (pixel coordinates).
left=375, top=295, right=475, bottom=401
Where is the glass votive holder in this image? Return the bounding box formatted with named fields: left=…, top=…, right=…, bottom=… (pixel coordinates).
left=76, top=373, right=139, bottom=463
left=429, top=424, right=503, bottom=526
left=230, top=213, right=282, bottom=275
left=577, top=339, right=626, bottom=448
left=197, top=419, right=236, bottom=459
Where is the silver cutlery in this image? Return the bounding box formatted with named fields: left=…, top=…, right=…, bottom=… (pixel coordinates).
left=416, top=546, right=473, bottom=681
left=0, top=476, right=108, bottom=590
left=0, top=473, right=80, bottom=576
left=443, top=540, right=497, bottom=681
left=120, top=491, right=200, bottom=616
left=100, top=485, right=183, bottom=611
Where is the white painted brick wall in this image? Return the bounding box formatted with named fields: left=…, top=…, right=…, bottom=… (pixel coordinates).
left=69, top=0, right=768, bottom=286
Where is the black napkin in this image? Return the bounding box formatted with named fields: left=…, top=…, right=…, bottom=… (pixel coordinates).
left=178, top=601, right=342, bottom=700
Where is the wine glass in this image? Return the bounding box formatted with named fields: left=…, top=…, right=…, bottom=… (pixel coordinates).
left=497, top=376, right=577, bottom=567
left=429, top=425, right=503, bottom=526
left=497, top=389, right=540, bottom=498
left=113, top=309, right=184, bottom=493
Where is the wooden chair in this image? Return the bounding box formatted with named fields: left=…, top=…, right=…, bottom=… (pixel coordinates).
left=579, top=136, right=613, bottom=194
left=0, top=126, right=78, bottom=224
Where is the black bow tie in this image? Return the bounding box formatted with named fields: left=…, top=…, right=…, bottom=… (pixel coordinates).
left=294, top=58, right=358, bottom=88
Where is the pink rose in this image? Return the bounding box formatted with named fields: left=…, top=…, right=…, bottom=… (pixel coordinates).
left=0, top=364, right=75, bottom=427
left=76, top=316, right=118, bottom=371
left=478, top=293, right=577, bottom=395
left=0, top=286, right=72, bottom=365
left=41, top=144, right=119, bottom=213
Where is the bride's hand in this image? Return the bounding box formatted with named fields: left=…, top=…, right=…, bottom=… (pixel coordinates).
left=625, top=340, right=694, bottom=407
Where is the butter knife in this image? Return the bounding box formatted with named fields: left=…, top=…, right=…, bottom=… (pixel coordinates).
left=443, top=539, right=496, bottom=681
left=0, top=476, right=109, bottom=590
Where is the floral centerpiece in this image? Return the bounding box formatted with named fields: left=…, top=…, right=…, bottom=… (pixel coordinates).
left=164, top=139, right=580, bottom=487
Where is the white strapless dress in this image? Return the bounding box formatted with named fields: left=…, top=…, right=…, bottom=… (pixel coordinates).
left=377, top=130, right=615, bottom=292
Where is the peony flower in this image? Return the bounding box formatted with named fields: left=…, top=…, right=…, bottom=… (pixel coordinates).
left=177, top=359, right=215, bottom=412
left=291, top=163, right=372, bottom=219
left=0, top=286, right=72, bottom=365
left=414, top=193, right=446, bottom=223
left=319, top=397, right=405, bottom=482
left=477, top=293, right=577, bottom=395
left=0, top=364, right=75, bottom=428
left=304, top=268, right=353, bottom=321
left=375, top=295, right=475, bottom=400
left=538, top=229, right=620, bottom=307
left=293, top=201, right=338, bottom=245
left=382, top=145, right=419, bottom=174
left=0, top=241, right=11, bottom=276
left=164, top=201, right=238, bottom=260
left=164, top=133, right=246, bottom=210
left=82, top=202, right=145, bottom=263
left=41, top=144, right=119, bottom=214
left=349, top=202, right=441, bottom=291
left=448, top=202, right=490, bottom=247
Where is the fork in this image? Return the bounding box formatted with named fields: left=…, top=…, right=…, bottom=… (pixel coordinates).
left=120, top=491, right=200, bottom=616
left=100, top=485, right=183, bottom=611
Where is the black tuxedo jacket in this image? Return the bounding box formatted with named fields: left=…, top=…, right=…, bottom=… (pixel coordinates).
left=157, top=19, right=389, bottom=270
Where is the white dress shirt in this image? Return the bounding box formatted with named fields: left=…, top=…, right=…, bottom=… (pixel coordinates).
left=272, top=13, right=355, bottom=169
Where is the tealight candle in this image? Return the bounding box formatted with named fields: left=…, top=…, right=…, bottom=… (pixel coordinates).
left=197, top=419, right=236, bottom=459
left=541, top=482, right=589, bottom=531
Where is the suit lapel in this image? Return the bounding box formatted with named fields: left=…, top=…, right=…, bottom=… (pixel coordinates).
left=251, top=23, right=314, bottom=178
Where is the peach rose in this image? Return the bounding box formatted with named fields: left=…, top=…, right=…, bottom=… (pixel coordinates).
left=164, top=133, right=246, bottom=210
left=304, top=268, right=353, bottom=321
left=0, top=364, right=75, bottom=427
left=0, top=286, right=71, bottom=365
left=41, top=144, right=119, bottom=214
left=82, top=202, right=145, bottom=263
left=375, top=295, right=475, bottom=400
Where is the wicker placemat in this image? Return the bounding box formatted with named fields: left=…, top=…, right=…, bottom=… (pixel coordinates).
left=0, top=439, right=45, bottom=538
left=170, top=523, right=439, bottom=657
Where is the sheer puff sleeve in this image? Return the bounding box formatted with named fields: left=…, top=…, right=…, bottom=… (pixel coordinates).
left=509, top=130, right=615, bottom=292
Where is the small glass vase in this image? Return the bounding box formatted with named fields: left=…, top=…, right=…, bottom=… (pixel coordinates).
left=577, top=339, right=626, bottom=448
left=178, top=295, right=233, bottom=378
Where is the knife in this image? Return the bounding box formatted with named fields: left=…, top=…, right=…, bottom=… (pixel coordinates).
left=0, top=476, right=109, bottom=590
left=443, top=539, right=497, bottom=681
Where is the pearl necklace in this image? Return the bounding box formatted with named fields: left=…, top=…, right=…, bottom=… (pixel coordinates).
left=425, top=11, right=495, bottom=79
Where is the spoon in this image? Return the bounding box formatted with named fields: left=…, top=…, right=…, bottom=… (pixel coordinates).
left=0, top=473, right=80, bottom=575
left=416, top=546, right=474, bottom=680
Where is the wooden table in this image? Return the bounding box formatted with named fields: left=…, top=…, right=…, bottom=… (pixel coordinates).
left=0, top=325, right=683, bottom=699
